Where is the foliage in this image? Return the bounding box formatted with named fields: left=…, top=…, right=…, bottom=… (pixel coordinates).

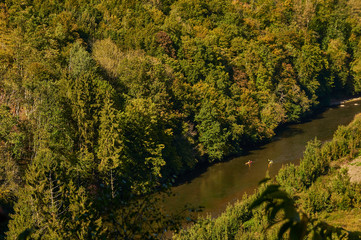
left=250, top=181, right=350, bottom=240
left=0, top=0, right=361, bottom=238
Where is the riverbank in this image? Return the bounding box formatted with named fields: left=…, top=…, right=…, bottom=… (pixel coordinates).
left=174, top=113, right=361, bottom=239
left=165, top=98, right=361, bottom=218
left=330, top=95, right=361, bottom=106
left=172, top=95, right=361, bottom=187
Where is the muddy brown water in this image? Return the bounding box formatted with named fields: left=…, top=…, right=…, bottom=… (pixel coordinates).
left=164, top=100, right=361, bottom=217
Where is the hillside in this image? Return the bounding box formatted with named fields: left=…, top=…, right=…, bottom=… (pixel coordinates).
left=0, top=0, right=361, bottom=238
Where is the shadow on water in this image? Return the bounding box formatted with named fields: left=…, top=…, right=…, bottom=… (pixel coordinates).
left=272, top=106, right=330, bottom=139
left=174, top=108, right=327, bottom=187
left=174, top=143, right=279, bottom=187
left=174, top=145, right=266, bottom=187
left=275, top=126, right=305, bottom=139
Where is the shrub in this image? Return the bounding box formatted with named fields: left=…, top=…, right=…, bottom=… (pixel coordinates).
left=304, top=184, right=331, bottom=213
left=276, top=163, right=301, bottom=193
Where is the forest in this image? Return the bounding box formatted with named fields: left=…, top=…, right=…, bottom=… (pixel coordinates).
left=0, top=0, right=361, bottom=239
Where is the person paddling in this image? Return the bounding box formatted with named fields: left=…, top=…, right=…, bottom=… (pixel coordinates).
left=267, top=159, right=273, bottom=168
left=245, top=160, right=253, bottom=167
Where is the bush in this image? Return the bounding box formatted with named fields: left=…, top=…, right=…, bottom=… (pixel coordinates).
left=329, top=168, right=361, bottom=210
left=304, top=184, right=331, bottom=213
left=277, top=138, right=329, bottom=192
left=278, top=114, right=361, bottom=193
left=276, top=163, right=301, bottom=194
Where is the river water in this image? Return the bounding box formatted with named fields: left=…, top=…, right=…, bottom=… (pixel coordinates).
left=165, top=99, right=361, bottom=217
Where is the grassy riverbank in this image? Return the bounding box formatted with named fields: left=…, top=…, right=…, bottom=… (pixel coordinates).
left=174, top=113, right=361, bottom=239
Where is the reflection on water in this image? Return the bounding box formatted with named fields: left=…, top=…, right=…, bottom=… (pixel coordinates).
left=164, top=101, right=361, bottom=217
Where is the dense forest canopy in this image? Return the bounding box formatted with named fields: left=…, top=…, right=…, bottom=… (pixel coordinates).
left=0, top=0, right=361, bottom=238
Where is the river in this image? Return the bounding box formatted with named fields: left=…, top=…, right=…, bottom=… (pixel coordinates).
left=164, top=99, right=361, bottom=217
